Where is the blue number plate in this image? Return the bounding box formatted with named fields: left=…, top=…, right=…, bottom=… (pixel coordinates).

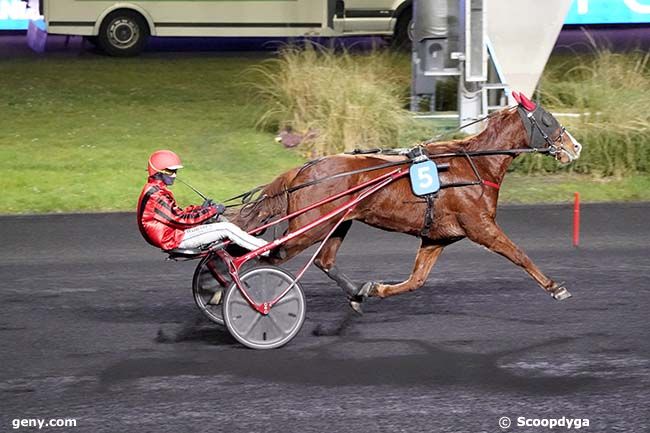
left=409, top=160, right=440, bottom=196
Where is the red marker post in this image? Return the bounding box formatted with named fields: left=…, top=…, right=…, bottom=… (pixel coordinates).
left=573, top=192, right=580, bottom=248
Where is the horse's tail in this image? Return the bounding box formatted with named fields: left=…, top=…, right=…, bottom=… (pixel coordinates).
left=231, top=167, right=300, bottom=232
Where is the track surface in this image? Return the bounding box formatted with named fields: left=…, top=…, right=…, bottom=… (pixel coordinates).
left=1, top=204, right=648, bottom=432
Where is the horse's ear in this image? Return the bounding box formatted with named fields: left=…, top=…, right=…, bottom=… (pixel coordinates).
left=511, top=91, right=521, bottom=104
left=519, top=93, right=537, bottom=111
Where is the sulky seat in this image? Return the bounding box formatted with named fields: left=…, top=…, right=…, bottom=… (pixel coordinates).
left=164, top=241, right=227, bottom=260
left=165, top=248, right=203, bottom=260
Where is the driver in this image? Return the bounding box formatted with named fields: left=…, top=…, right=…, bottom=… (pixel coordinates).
left=137, top=150, right=269, bottom=253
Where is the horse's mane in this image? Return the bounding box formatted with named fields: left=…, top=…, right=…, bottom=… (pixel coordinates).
left=425, top=108, right=521, bottom=154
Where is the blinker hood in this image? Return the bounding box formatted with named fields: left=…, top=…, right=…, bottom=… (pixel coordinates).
left=516, top=105, right=562, bottom=150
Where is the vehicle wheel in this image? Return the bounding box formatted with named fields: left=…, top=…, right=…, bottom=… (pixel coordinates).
left=392, top=7, right=413, bottom=50
left=97, top=10, right=149, bottom=57
left=223, top=266, right=306, bottom=350
left=192, top=255, right=230, bottom=326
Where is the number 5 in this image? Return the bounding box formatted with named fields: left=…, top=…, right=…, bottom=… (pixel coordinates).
left=417, top=166, right=433, bottom=189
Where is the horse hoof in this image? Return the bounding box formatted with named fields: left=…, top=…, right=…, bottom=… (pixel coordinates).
left=348, top=282, right=378, bottom=315
left=349, top=299, right=364, bottom=315
left=552, top=287, right=572, bottom=301
left=357, top=281, right=376, bottom=298
left=270, top=247, right=287, bottom=261
left=208, top=289, right=223, bottom=305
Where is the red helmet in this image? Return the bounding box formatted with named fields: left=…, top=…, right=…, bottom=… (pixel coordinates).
left=147, top=150, right=183, bottom=176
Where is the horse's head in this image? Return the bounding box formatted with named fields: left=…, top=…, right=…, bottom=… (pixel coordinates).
left=512, top=91, right=582, bottom=164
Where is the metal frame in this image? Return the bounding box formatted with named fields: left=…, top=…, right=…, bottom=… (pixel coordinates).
left=179, top=166, right=408, bottom=321
left=225, top=167, right=408, bottom=316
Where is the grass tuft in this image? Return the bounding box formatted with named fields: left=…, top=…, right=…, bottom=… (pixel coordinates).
left=249, top=42, right=419, bottom=156
left=517, top=48, right=650, bottom=176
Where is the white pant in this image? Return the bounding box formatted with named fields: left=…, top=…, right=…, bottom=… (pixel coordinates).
left=179, top=222, right=268, bottom=252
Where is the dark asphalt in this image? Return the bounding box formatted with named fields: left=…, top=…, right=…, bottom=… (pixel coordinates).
left=0, top=204, right=649, bottom=432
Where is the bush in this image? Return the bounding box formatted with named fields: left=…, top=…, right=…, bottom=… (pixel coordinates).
left=249, top=43, right=421, bottom=156
left=515, top=48, right=650, bottom=176
left=252, top=42, right=650, bottom=175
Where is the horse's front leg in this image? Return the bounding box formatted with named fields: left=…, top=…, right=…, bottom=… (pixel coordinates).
left=364, top=239, right=445, bottom=299
left=463, top=216, right=571, bottom=300
left=313, top=220, right=363, bottom=298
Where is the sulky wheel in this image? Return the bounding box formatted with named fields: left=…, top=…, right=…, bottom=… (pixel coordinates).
left=192, top=255, right=231, bottom=326
left=223, top=266, right=306, bottom=350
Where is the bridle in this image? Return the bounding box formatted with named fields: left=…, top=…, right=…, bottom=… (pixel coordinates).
left=519, top=106, right=579, bottom=163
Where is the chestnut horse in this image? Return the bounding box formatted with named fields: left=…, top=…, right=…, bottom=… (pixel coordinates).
left=232, top=93, right=583, bottom=310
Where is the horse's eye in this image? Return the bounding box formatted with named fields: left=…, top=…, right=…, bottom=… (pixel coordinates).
left=542, top=113, right=553, bottom=127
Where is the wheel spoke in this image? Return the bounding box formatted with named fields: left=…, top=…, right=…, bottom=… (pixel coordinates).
left=262, top=272, right=271, bottom=299
left=230, top=299, right=251, bottom=308
left=271, top=275, right=284, bottom=297
left=267, top=312, right=287, bottom=335
left=242, top=313, right=263, bottom=337
left=273, top=291, right=298, bottom=307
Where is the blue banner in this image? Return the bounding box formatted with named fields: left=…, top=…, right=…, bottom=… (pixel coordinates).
left=0, top=0, right=39, bottom=30
left=565, top=0, right=650, bottom=25
left=0, top=18, right=28, bottom=30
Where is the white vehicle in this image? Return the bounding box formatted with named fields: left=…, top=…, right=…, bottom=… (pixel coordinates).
left=39, top=0, right=412, bottom=56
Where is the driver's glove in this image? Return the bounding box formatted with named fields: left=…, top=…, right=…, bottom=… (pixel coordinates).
left=202, top=198, right=215, bottom=208
left=214, top=203, right=226, bottom=215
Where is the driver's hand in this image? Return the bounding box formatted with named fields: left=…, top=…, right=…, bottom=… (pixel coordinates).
left=202, top=198, right=215, bottom=208
left=214, top=204, right=226, bottom=214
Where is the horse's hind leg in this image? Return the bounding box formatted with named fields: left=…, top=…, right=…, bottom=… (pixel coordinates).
left=313, top=220, right=363, bottom=298
left=366, top=239, right=445, bottom=298
left=463, top=216, right=571, bottom=300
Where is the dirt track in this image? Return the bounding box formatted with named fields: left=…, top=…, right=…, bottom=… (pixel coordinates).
left=1, top=204, right=648, bottom=432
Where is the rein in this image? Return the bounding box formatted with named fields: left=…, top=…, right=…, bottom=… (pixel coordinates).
left=281, top=147, right=552, bottom=197
left=224, top=146, right=549, bottom=208
left=286, top=159, right=411, bottom=194
left=222, top=106, right=559, bottom=208
left=220, top=159, right=412, bottom=207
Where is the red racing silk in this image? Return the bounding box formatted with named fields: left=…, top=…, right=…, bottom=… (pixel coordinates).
left=137, top=178, right=218, bottom=250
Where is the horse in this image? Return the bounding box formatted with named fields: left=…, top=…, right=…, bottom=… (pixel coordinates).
left=231, top=92, right=583, bottom=311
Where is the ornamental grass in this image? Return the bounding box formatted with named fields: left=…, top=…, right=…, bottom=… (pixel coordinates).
left=516, top=47, right=650, bottom=176
left=249, top=42, right=418, bottom=156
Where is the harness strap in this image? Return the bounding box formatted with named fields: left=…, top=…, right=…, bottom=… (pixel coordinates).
left=430, top=148, right=551, bottom=158
left=482, top=180, right=500, bottom=189
left=221, top=185, right=267, bottom=206
left=225, top=146, right=543, bottom=208
left=420, top=194, right=436, bottom=237
left=459, top=149, right=504, bottom=191
left=283, top=148, right=528, bottom=197
left=286, top=159, right=411, bottom=194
